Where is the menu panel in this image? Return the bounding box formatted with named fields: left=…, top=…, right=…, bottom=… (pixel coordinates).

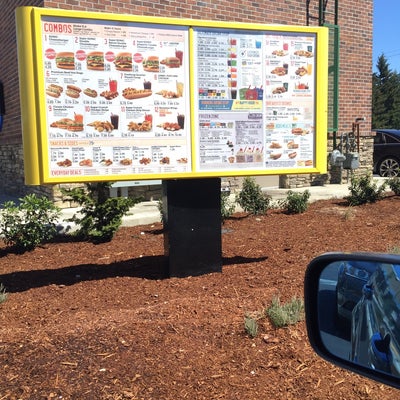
left=193, top=29, right=316, bottom=172
left=41, top=17, right=190, bottom=179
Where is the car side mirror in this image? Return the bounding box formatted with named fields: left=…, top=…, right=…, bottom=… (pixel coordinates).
left=304, top=252, right=400, bottom=389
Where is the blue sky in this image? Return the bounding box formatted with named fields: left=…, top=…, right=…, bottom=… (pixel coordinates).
left=373, top=0, right=400, bottom=72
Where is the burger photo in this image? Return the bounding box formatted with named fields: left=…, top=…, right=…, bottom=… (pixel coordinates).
left=114, top=52, right=133, bottom=71
left=87, top=51, right=105, bottom=71
left=55, top=52, right=75, bottom=70
left=142, top=56, right=159, bottom=72
left=160, top=57, right=181, bottom=68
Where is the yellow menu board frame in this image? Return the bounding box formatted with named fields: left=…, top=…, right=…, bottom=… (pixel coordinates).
left=16, top=6, right=328, bottom=184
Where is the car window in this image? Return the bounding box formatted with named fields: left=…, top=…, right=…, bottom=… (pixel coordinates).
left=384, top=134, right=400, bottom=144
left=394, top=265, right=400, bottom=280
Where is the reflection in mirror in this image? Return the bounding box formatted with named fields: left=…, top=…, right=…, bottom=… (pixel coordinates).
left=318, top=260, right=400, bottom=379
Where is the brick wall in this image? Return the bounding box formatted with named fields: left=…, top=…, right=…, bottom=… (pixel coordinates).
left=0, top=0, right=374, bottom=202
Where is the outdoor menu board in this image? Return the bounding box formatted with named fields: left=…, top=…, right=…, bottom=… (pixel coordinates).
left=16, top=7, right=328, bottom=184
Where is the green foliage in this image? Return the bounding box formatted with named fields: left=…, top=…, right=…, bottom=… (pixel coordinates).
left=0, top=194, right=61, bottom=252
left=343, top=206, right=356, bottom=221
left=61, top=182, right=140, bottom=243
left=387, top=245, right=400, bottom=254
left=235, top=177, right=271, bottom=215
left=244, top=296, right=304, bottom=336
left=266, top=296, right=305, bottom=328
left=157, top=199, right=166, bottom=224
left=387, top=177, right=400, bottom=195
left=278, top=190, right=310, bottom=214
left=0, top=283, right=8, bottom=304
left=372, top=54, right=400, bottom=129
left=244, top=314, right=258, bottom=338
left=345, top=173, right=387, bottom=206
left=221, top=192, right=235, bottom=222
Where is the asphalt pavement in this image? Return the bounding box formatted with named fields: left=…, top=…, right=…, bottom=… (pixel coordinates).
left=0, top=178, right=389, bottom=228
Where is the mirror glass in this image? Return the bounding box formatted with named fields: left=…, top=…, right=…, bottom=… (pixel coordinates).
left=318, top=260, right=400, bottom=378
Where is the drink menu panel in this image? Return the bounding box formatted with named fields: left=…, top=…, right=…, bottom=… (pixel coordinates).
left=41, top=17, right=190, bottom=179
left=193, top=29, right=316, bottom=172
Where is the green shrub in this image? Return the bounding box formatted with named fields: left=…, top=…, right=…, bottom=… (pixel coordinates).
left=278, top=190, right=310, bottom=214
left=0, top=283, right=8, bottom=304
left=345, top=173, right=387, bottom=206
left=266, top=296, right=304, bottom=328
left=236, top=177, right=271, bottom=215
left=221, top=192, right=235, bottom=222
left=387, top=245, right=400, bottom=254
left=387, top=177, right=400, bottom=195
left=0, top=194, right=61, bottom=252
left=61, top=182, right=141, bottom=243
left=157, top=199, right=166, bottom=224
left=244, top=314, right=258, bottom=338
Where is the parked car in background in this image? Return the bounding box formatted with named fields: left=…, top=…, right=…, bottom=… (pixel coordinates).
left=373, top=129, right=400, bottom=177
left=351, top=263, right=400, bottom=378
left=336, top=260, right=377, bottom=320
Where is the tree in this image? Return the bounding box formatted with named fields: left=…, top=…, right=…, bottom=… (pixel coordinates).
left=372, top=54, right=400, bottom=129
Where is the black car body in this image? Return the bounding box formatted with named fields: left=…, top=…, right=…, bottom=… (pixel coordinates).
left=351, top=263, right=400, bottom=377
left=336, top=260, right=377, bottom=320
left=373, top=129, right=400, bottom=177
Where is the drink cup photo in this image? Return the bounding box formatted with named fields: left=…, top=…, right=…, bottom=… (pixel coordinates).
left=283, top=63, right=289, bottom=73
left=176, top=81, right=184, bottom=97
left=175, top=49, right=183, bottom=66
left=143, top=80, right=152, bottom=90
left=231, top=89, right=237, bottom=99
left=74, top=113, right=83, bottom=123
left=110, top=114, right=119, bottom=129
left=177, top=114, right=185, bottom=129
left=109, top=79, right=117, bottom=92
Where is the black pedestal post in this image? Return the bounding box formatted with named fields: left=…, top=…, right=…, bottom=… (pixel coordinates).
left=162, top=178, right=222, bottom=278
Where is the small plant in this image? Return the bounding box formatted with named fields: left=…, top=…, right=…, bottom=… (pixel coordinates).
left=387, top=177, right=400, bottom=195
left=244, top=313, right=259, bottom=338
left=266, top=296, right=305, bottom=328
left=61, top=182, right=141, bottom=243
left=157, top=199, right=166, bottom=224
left=345, top=173, right=387, bottom=206
left=343, top=206, right=356, bottom=221
left=278, top=190, right=310, bottom=214
left=387, top=245, right=400, bottom=254
left=236, top=177, right=271, bottom=215
left=0, top=194, right=61, bottom=252
left=221, top=192, right=235, bottom=222
left=0, top=284, right=8, bottom=304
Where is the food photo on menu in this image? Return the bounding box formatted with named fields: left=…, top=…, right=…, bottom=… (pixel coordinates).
left=114, top=52, right=133, bottom=72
